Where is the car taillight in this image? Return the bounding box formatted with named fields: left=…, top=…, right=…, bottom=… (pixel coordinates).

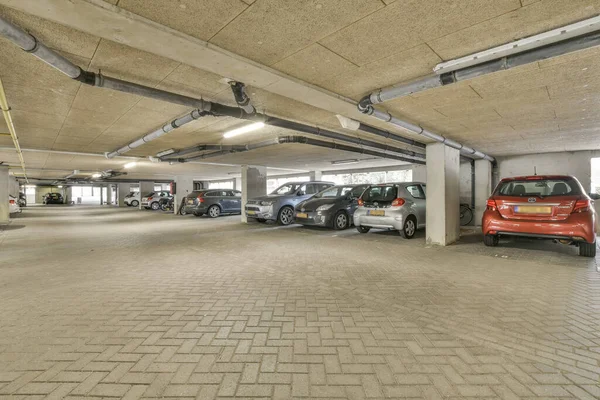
left=573, top=199, right=591, bottom=213
left=147, top=197, right=153, bottom=201
left=486, top=199, right=497, bottom=211
left=9, top=200, right=15, bottom=204
left=357, top=198, right=364, bottom=206
left=391, top=198, right=405, bottom=207
left=198, top=197, right=205, bottom=203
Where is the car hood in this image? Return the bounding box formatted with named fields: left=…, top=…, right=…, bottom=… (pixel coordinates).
left=298, top=197, right=341, bottom=211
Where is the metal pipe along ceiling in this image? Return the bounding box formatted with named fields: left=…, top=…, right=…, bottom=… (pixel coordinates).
left=0, top=77, right=28, bottom=182
left=367, top=24, right=600, bottom=105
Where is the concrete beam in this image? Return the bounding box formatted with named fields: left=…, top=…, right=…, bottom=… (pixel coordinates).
left=0, top=0, right=383, bottom=125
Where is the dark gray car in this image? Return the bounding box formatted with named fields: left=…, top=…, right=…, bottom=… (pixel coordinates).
left=294, top=184, right=368, bottom=230
left=183, top=190, right=242, bottom=218
left=245, top=181, right=334, bottom=225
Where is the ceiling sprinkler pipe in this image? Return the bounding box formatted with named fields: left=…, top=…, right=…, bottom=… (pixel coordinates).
left=229, top=81, right=255, bottom=114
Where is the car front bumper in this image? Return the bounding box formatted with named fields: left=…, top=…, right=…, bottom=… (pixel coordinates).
left=482, top=210, right=596, bottom=244
left=245, top=204, right=275, bottom=220
left=294, top=210, right=333, bottom=227
left=354, top=209, right=405, bottom=231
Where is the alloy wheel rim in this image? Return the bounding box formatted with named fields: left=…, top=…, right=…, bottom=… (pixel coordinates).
left=281, top=208, right=293, bottom=224
left=336, top=214, right=347, bottom=228
left=210, top=207, right=219, bottom=217
left=406, top=220, right=415, bottom=236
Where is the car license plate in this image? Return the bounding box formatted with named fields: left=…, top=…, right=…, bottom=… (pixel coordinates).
left=368, top=210, right=385, bottom=216
left=296, top=212, right=308, bottom=219
left=514, top=206, right=552, bottom=214
left=247, top=210, right=256, bottom=215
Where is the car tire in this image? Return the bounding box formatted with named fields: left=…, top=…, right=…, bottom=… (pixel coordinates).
left=256, top=218, right=267, bottom=223
left=483, top=234, right=499, bottom=247
left=131, top=200, right=139, bottom=207
left=193, top=212, right=204, bottom=217
left=333, top=211, right=349, bottom=230
left=180, top=208, right=188, bottom=216
left=207, top=205, right=221, bottom=218
left=278, top=206, right=294, bottom=226
left=356, top=226, right=370, bottom=234
left=579, top=241, right=596, bottom=257
left=151, top=202, right=160, bottom=210
left=400, top=216, right=417, bottom=239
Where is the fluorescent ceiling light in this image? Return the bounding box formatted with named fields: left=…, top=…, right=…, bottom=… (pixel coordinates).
left=223, top=122, right=265, bottom=139
left=331, top=159, right=359, bottom=165
left=57, top=185, right=63, bottom=188
left=156, top=148, right=175, bottom=157
left=335, top=115, right=360, bottom=131
left=91, top=173, right=102, bottom=178
left=434, top=15, right=600, bottom=74
left=124, top=162, right=137, bottom=169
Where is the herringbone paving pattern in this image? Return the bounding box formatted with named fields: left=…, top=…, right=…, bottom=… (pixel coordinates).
left=0, top=206, right=599, bottom=399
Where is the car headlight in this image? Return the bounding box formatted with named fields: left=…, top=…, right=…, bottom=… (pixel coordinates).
left=260, top=201, right=274, bottom=206
left=316, top=204, right=335, bottom=211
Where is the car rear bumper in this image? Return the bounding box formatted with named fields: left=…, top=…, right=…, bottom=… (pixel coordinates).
left=482, top=210, right=596, bottom=243
left=354, top=209, right=405, bottom=231
left=184, top=205, right=207, bottom=214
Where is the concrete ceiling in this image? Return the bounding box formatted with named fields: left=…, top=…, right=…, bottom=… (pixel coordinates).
left=0, top=0, right=600, bottom=181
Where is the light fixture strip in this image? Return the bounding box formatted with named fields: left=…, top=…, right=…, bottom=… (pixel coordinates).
left=223, top=122, right=265, bottom=138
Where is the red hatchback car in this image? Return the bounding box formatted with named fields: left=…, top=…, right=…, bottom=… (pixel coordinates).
left=482, top=175, right=596, bottom=257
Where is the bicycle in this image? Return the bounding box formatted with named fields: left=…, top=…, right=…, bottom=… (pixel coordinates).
left=460, top=203, right=474, bottom=226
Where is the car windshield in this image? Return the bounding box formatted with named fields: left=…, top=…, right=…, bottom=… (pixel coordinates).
left=314, top=186, right=362, bottom=199
left=495, top=178, right=582, bottom=197
left=144, top=192, right=155, bottom=197
left=271, top=183, right=301, bottom=195
left=362, top=185, right=397, bottom=202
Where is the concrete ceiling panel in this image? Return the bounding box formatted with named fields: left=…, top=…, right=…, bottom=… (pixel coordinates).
left=62, top=107, right=121, bottom=133
left=428, top=0, right=600, bottom=60
left=320, top=0, right=521, bottom=66
left=210, top=0, right=384, bottom=65
left=89, top=39, right=180, bottom=86
left=164, top=64, right=230, bottom=96
left=117, top=0, right=249, bottom=42
left=1, top=83, right=74, bottom=118
left=70, top=85, right=140, bottom=117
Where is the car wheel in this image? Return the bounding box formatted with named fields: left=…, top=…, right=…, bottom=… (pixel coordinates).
left=483, top=234, right=499, bottom=247
left=356, top=226, right=370, bottom=234
left=256, top=218, right=267, bottom=223
left=333, top=211, right=349, bottom=230
left=151, top=202, right=160, bottom=210
left=208, top=205, right=221, bottom=218
left=131, top=200, right=139, bottom=207
left=400, top=216, right=416, bottom=239
left=579, top=241, right=596, bottom=257
left=277, top=206, right=294, bottom=226
left=180, top=208, right=188, bottom=216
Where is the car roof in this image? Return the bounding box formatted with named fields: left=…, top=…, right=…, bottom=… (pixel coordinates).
left=367, top=181, right=426, bottom=186
left=500, top=175, right=575, bottom=182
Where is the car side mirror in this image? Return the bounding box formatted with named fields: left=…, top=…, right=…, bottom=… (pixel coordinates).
left=589, top=193, right=600, bottom=200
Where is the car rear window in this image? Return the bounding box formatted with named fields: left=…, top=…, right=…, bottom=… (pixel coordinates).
left=362, top=185, right=397, bottom=202
left=495, top=178, right=582, bottom=197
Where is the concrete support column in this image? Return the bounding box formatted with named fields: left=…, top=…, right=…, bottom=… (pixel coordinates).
left=174, top=176, right=194, bottom=214
left=412, top=164, right=427, bottom=183
left=234, top=177, right=242, bottom=191
left=0, top=166, right=9, bottom=224
left=139, top=182, right=154, bottom=209
left=309, top=170, right=322, bottom=180
left=426, top=143, right=460, bottom=246
left=106, top=185, right=113, bottom=205
left=241, top=165, right=267, bottom=223
left=474, top=159, right=493, bottom=226
left=100, top=186, right=104, bottom=205
left=65, top=187, right=73, bottom=205
left=117, top=183, right=129, bottom=207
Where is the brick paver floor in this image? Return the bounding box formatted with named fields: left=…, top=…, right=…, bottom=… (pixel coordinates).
left=0, top=206, right=599, bottom=399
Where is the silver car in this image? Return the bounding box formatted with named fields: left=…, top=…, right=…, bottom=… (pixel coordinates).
left=353, top=182, right=426, bottom=238
left=245, top=181, right=334, bottom=225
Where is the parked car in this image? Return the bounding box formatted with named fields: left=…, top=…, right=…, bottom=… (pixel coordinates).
left=482, top=175, right=596, bottom=257
left=184, top=190, right=242, bottom=218
left=124, top=192, right=140, bottom=207
left=18, top=192, right=26, bottom=207
left=245, top=181, right=334, bottom=225
left=295, top=184, right=368, bottom=230
left=9, top=195, right=21, bottom=214
left=353, top=182, right=426, bottom=238
left=43, top=192, right=63, bottom=204
left=141, top=191, right=171, bottom=210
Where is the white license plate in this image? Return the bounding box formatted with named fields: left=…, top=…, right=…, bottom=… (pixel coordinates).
left=247, top=210, right=256, bottom=215
left=367, top=210, right=385, bottom=216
